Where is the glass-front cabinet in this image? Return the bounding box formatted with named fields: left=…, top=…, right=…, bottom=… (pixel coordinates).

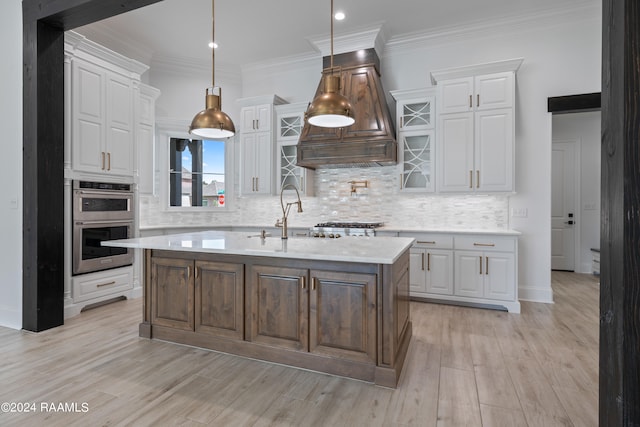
left=391, top=88, right=436, bottom=192
left=399, top=129, right=435, bottom=192
left=275, top=103, right=314, bottom=196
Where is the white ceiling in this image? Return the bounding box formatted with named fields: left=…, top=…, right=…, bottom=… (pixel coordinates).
left=74, top=0, right=598, bottom=69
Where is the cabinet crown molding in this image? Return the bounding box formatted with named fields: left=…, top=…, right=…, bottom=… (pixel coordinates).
left=235, top=94, right=288, bottom=108
left=390, top=87, right=437, bottom=101
left=65, top=31, right=149, bottom=78
left=430, top=58, right=524, bottom=85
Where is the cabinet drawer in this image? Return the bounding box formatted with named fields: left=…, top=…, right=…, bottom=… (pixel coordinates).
left=454, top=235, right=515, bottom=252
left=73, top=268, right=132, bottom=303
left=399, top=232, right=453, bottom=249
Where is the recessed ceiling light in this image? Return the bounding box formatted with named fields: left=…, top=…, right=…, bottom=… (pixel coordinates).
left=208, top=41, right=218, bottom=49
left=334, top=11, right=345, bottom=20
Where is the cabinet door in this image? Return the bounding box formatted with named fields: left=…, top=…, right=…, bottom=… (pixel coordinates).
left=151, top=257, right=194, bottom=331
left=439, top=77, right=473, bottom=114
left=399, top=129, right=434, bottom=192
left=475, top=108, right=513, bottom=192
left=309, top=270, right=377, bottom=363
left=484, top=252, right=515, bottom=301
left=248, top=265, right=308, bottom=351
left=426, top=249, right=454, bottom=295
left=195, top=260, right=244, bottom=340
left=437, top=112, right=474, bottom=192
left=408, top=248, right=427, bottom=294
left=72, top=60, right=105, bottom=173
left=398, top=98, right=434, bottom=130
left=255, top=104, right=272, bottom=132
left=454, top=251, right=484, bottom=298
left=277, top=112, right=304, bottom=140
left=105, top=72, right=133, bottom=175
left=240, top=133, right=258, bottom=194
left=475, top=72, right=513, bottom=110
left=240, top=106, right=257, bottom=133
left=279, top=143, right=300, bottom=190
left=254, top=132, right=273, bottom=194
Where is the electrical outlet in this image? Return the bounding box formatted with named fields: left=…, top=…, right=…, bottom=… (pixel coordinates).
left=511, top=207, right=528, bottom=218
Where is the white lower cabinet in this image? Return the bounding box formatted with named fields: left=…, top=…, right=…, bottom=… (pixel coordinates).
left=403, top=232, right=519, bottom=312
left=454, top=251, right=514, bottom=301
left=72, top=266, right=133, bottom=303
left=401, top=233, right=454, bottom=298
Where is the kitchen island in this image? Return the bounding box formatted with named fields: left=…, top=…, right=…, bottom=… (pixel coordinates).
left=105, top=230, right=414, bottom=387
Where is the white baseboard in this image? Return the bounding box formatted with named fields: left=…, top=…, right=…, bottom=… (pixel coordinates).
left=518, top=285, right=554, bottom=304
left=0, top=305, right=22, bottom=330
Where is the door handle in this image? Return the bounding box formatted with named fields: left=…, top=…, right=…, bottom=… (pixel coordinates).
left=565, top=220, right=575, bottom=225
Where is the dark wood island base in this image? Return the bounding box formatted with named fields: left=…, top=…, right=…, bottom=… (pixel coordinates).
left=139, top=248, right=412, bottom=388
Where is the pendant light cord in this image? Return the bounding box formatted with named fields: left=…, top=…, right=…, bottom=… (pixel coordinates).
left=211, top=0, right=216, bottom=87
left=330, top=0, right=334, bottom=72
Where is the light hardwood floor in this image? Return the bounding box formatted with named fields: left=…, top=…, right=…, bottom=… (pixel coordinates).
left=0, top=271, right=599, bottom=426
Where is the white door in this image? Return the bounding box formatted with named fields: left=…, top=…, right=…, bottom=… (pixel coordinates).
left=551, top=141, right=577, bottom=271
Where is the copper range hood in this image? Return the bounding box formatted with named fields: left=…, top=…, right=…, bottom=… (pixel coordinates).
left=297, top=48, right=397, bottom=169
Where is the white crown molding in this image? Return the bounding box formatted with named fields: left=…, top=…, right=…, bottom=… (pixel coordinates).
left=241, top=52, right=320, bottom=75
left=71, top=23, right=153, bottom=67
left=235, top=94, right=288, bottom=108
left=65, top=31, right=149, bottom=77
left=389, top=87, right=437, bottom=101
left=385, top=2, right=600, bottom=57
left=150, top=54, right=242, bottom=85
left=139, top=83, right=161, bottom=100
left=430, top=58, right=524, bottom=84
left=306, top=22, right=389, bottom=58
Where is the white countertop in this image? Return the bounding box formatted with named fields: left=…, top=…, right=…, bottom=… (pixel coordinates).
left=104, top=230, right=415, bottom=264
left=139, top=223, right=521, bottom=236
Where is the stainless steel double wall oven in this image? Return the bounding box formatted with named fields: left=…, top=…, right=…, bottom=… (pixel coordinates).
left=72, top=181, right=134, bottom=275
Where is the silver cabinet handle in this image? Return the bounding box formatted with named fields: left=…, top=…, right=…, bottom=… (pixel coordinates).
left=417, top=241, right=436, bottom=244
left=486, top=257, right=489, bottom=275
left=476, top=170, right=479, bottom=188
left=97, top=281, right=116, bottom=288
left=477, top=94, right=480, bottom=107
left=469, top=170, right=473, bottom=188
left=469, top=95, right=472, bottom=108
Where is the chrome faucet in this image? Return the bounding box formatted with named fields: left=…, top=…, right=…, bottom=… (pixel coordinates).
left=275, top=184, right=303, bottom=239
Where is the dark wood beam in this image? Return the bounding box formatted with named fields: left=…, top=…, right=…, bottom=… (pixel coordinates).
left=600, top=0, right=640, bottom=424
left=22, top=0, right=164, bottom=332
left=547, top=92, right=601, bottom=114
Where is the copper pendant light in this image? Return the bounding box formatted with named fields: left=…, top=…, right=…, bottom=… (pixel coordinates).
left=305, top=0, right=355, bottom=128
left=189, top=0, right=236, bottom=138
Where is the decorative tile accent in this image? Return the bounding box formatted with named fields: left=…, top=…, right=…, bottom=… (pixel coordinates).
left=140, top=166, right=509, bottom=230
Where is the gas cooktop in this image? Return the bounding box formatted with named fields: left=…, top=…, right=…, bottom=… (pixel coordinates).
left=314, top=221, right=384, bottom=229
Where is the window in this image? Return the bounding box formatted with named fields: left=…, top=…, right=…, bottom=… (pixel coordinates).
left=169, top=138, right=226, bottom=207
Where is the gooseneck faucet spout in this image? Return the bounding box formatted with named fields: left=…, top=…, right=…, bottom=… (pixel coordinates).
left=275, top=184, right=303, bottom=239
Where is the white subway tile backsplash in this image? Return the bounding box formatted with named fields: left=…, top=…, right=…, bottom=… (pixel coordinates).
left=140, top=166, right=509, bottom=230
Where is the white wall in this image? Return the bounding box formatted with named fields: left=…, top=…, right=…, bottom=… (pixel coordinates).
left=0, top=0, right=24, bottom=329
left=552, top=111, right=601, bottom=273
left=144, top=4, right=601, bottom=304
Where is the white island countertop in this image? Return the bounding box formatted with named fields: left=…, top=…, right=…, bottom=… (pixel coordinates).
left=104, top=230, right=415, bottom=265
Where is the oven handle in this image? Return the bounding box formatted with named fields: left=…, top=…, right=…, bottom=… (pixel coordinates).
left=74, top=220, right=134, bottom=226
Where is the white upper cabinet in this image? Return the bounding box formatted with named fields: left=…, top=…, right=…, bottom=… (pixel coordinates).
left=237, top=95, right=287, bottom=196
left=438, top=73, right=513, bottom=114
left=275, top=102, right=313, bottom=196
left=66, top=31, right=149, bottom=179
left=431, top=58, right=522, bottom=193
left=391, top=88, right=436, bottom=192
left=240, top=104, right=272, bottom=133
